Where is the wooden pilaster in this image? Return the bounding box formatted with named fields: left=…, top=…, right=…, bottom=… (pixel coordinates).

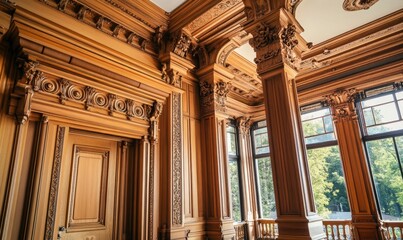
left=197, top=64, right=235, bottom=239
left=243, top=7, right=325, bottom=239
left=325, top=89, right=381, bottom=239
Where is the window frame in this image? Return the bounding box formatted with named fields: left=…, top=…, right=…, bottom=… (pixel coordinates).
left=250, top=120, right=274, bottom=218
left=226, top=121, right=245, bottom=222
left=356, top=83, right=403, bottom=220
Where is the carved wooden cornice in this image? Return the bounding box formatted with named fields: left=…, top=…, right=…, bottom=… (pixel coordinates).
left=325, top=89, right=358, bottom=122
left=343, top=0, right=379, bottom=11
left=38, top=0, right=155, bottom=53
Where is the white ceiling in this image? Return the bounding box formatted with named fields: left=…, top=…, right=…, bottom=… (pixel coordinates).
left=296, top=0, right=403, bottom=44
left=150, top=0, right=187, bottom=12
left=234, top=0, right=403, bottom=64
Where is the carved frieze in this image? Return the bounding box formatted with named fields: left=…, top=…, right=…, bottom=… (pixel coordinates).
left=325, top=89, right=358, bottom=122
left=30, top=73, right=152, bottom=121
left=187, top=0, right=242, bottom=32
left=38, top=0, right=151, bottom=52
left=343, top=0, right=379, bottom=11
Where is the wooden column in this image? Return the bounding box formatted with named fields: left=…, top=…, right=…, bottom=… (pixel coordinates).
left=236, top=116, right=258, bottom=239
left=198, top=64, right=235, bottom=239
left=325, top=89, right=381, bottom=239
left=243, top=8, right=325, bottom=239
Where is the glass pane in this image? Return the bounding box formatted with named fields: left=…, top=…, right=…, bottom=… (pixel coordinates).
left=229, top=160, right=242, bottom=222
left=396, top=91, right=403, bottom=100
left=366, top=121, right=403, bottom=135
left=302, top=118, right=325, bottom=137
left=398, top=100, right=403, bottom=118
left=307, top=146, right=351, bottom=219
left=227, top=131, right=237, bottom=156
left=397, top=136, right=403, bottom=166
left=363, top=108, right=375, bottom=126
left=324, top=115, right=334, bottom=133
left=256, top=157, right=276, bottom=218
left=361, top=94, right=394, bottom=108
left=372, top=103, right=399, bottom=124
left=301, top=108, right=330, bottom=121
left=366, top=138, right=403, bottom=220
left=305, top=133, right=336, bottom=145
left=254, top=128, right=269, bottom=155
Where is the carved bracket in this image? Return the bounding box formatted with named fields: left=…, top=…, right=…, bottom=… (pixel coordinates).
left=199, top=79, right=231, bottom=114
left=236, top=116, right=252, bottom=136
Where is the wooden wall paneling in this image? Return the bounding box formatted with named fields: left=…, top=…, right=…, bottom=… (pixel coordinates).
left=0, top=43, right=16, bottom=230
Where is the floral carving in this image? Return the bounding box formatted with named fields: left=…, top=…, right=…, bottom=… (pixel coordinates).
left=343, top=0, right=379, bottom=11
left=325, top=89, right=358, bottom=122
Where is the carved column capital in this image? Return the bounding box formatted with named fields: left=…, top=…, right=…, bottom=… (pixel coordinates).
left=199, top=79, right=231, bottom=115
left=325, top=88, right=358, bottom=122
left=236, top=116, right=252, bottom=136
left=245, top=9, right=305, bottom=74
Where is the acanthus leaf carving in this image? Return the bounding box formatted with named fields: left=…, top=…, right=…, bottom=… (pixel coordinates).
left=172, top=31, right=192, bottom=58
left=280, top=24, right=300, bottom=69
left=325, top=88, right=358, bottom=122
left=172, top=92, right=182, bottom=226
left=58, top=78, right=71, bottom=104
left=236, top=116, right=252, bottom=136
left=250, top=22, right=278, bottom=50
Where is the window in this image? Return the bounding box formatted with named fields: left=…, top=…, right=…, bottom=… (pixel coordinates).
left=226, top=124, right=243, bottom=222
left=251, top=121, right=276, bottom=219
left=301, top=104, right=351, bottom=219
left=357, top=83, right=403, bottom=220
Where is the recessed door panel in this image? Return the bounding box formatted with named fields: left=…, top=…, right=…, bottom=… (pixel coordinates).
left=56, top=131, right=118, bottom=240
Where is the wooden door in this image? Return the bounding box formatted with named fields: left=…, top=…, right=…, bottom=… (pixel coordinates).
left=56, top=131, right=119, bottom=240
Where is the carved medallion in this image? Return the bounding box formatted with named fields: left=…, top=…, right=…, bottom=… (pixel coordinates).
left=343, top=0, right=379, bottom=11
